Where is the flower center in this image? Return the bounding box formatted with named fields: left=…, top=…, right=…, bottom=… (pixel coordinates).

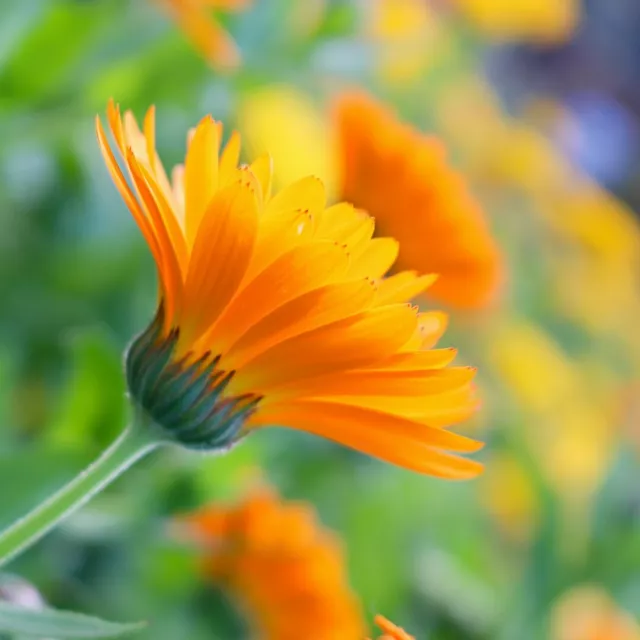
left=125, top=307, right=262, bottom=450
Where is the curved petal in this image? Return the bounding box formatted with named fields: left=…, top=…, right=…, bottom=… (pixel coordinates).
left=183, top=182, right=258, bottom=342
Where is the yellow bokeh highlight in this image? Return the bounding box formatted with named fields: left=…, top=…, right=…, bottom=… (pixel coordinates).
left=452, top=0, right=580, bottom=44
left=238, top=85, right=338, bottom=194
left=479, top=452, right=539, bottom=544
left=365, top=0, right=442, bottom=84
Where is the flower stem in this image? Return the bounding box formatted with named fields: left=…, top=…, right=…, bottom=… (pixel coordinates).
left=0, top=423, right=161, bottom=568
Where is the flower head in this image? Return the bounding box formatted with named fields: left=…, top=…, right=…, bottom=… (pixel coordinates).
left=155, top=0, right=251, bottom=70
left=335, top=91, right=502, bottom=310
left=551, top=586, right=640, bottom=640
left=179, top=484, right=367, bottom=639
left=370, top=615, right=415, bottom=640
left=96, top=100, right=483, bottom=478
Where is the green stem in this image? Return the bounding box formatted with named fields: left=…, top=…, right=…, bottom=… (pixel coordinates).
left=0, top=423, right=161, bottom=568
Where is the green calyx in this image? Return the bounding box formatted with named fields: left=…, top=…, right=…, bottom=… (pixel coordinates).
left=125, top=309, right=262, bottom=451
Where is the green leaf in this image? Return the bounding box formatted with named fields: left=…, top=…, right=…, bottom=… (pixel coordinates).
left=0, top=601, right=145, bottom=638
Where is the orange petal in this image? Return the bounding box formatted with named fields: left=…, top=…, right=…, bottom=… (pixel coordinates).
left=126, top=151, right=184, bottom=323
left=219, top=130, right=241, bottom=186
left=95, top=116, right=163, bottom=274
left=264, top=175, right=326, bottom=218
left=248, top=402, right=483, bottom=478
left=375, top=348, right=458, bottom=370
left=274, top=366, right=476, bottom=398
left=183, top=182, right=258, bottom=341
left=206, top=241, right=350, bottom=353
left=135, top=161, right=188, bottom=274
left=226, top=279, right=376, bottom=368
left=249, top=154, right=273, bottom=203
left=349, top=237, right=399, bottom=279
left=420, top=311, right=449, bottom=349
left=238, top=304, right=418, bottom=390
left=376, top=271, right=438, bottom=305
left=184, top=115, right=219, bottom=244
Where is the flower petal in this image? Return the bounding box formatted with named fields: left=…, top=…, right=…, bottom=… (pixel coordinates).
left=183, top=182, right=258, bottom=341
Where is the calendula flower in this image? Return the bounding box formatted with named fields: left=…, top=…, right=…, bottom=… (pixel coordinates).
left=155, top=0, right=251, bottom=70
left=450, top=0, right=580, bottom=44
left=335, top=91, right=502, bottom=310
left=96, top=101, right=483, bottom=478
left=370, top=615, right=415, bottom=640
left=551, top=586, right=640, bottom=640
left=179, top=484, right=367, bottom=639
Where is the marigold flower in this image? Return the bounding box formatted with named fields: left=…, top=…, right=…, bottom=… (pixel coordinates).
left=179, top=484, right=367, bottom=639
left=370, top=615, right=415, bottom=640
left=551, top=586, right=640, bottom=640
left=155, top=0, right=251, bottom=70
left=96, top=100, right=483, bottom=478
left=335, top=91, right=502, bottom=310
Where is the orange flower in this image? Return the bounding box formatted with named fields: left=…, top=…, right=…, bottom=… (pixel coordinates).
left=180, top=484, right=367, bottom=639
left=96, top=100, right=483, bottom=478
left=335, top=91, right=502, bottom=310
left=155, top=0, right=251, bottom=70
left=551, top=586, right=640, bottom=640
left=370, top=615, right=416, bottom=640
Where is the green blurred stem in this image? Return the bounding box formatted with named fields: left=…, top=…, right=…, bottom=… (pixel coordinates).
left=0, top=422, right=160, bottom=568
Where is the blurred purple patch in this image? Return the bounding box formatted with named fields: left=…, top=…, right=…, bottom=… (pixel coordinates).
left=557, top=91, right=639, bottom=187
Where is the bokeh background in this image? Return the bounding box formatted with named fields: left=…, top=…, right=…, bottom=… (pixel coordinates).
left=1, top=0, right=640, bottom=638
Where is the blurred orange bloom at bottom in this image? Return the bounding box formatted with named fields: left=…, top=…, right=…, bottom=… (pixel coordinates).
left=179, top=485, right=417, bottom=639
left=180, top=484, right=367, bottom=639
left=551, top=586, right=640, bottom=640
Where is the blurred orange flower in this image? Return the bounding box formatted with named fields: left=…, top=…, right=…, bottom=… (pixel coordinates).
left=551, top=586, right=640, bottom=640
left=370, top=614, right=416, bottom=640
left=96, top=101, right=483, bottom=478
left=155, top=0, right=251, bottom=70
left=180, top=484, right=367, bottom=639
left=335, top=91, right=502, bottom=311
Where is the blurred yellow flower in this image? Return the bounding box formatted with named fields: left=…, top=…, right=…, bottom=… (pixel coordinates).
left=335, top=91, right=503, bottom=311
left=155, top=0, right=251, bottom=70
left=451, top=0, right=580, bottom=43
left=489, top=321, right=617, bottom=505
left=551, top=586, right=640, bottom=640
left=364, top=0, right=441, bottom=84
left=180, top=484, right=367, bottom=639
left=479, top=452, right=539, bottom=544
left=542, top=184, right=640, bottom=264
left=543, top=185, right=640, bottom=342
left=436, top=78, right=569, bottom=194
left=97, top=101, right=484, bottom=478
left=238, top=86, right=338, bottom=193
left=489, top=322, right=578, bottom=414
